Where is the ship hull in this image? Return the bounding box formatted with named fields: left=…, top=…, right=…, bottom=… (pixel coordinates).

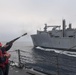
left=31, top=33, right=76, bottom=51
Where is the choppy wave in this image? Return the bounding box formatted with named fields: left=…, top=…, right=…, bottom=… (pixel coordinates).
left=36, top=46, right=76, bottom=57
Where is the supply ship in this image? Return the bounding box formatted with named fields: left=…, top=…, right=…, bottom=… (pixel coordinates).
left=31, top=19, right=76, bottom=51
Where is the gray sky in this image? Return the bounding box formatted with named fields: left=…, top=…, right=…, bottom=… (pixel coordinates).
left=0, top=0, right=76, bottom=42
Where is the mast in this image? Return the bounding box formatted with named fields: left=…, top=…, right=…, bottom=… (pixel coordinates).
left=44, top=23, right=47, bottom=32
left=62, top=19, right=66, bottom=37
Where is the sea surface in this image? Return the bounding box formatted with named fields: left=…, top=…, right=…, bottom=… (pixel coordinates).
left=6, top=41, right=76, bottom=75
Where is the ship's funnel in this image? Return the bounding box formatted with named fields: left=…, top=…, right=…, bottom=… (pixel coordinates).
left=62, top=19, right=66, bottom=37
left=69, top=23, right=72, bottom=29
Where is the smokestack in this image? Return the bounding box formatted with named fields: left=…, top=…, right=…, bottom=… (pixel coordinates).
left=69, top=23, right=72, bottom=29
left=62, top=19, right=66, bottom=37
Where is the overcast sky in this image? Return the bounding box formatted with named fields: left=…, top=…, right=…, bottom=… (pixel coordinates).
left=0, top=0, right=76, bottom=42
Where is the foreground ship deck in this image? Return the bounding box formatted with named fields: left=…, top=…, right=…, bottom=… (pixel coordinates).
left=9, top=66, right=52, bottom=75
left=9, top=66, right=29, bottom=75
left=9, top=49, right=76, bottom=75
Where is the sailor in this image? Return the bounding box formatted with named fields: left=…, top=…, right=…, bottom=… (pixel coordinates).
left=0, top=42, right=13, bottom=75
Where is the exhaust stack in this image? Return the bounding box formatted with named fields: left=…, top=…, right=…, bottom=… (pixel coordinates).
left=62, top=19, right=66, bottom=37
left=69, top=23, right=72, bottom=29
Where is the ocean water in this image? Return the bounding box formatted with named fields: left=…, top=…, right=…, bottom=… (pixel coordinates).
left=8, top=42, right=76, bottom=75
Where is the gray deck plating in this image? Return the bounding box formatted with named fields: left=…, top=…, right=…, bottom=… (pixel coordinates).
left=9, top=66, right=48, bottom=75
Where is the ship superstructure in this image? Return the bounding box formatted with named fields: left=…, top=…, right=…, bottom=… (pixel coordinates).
left=31, top=20, right=76, bottom=50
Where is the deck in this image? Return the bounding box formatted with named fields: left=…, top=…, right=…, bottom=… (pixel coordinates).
left=9, top=66, right=48, bottom=75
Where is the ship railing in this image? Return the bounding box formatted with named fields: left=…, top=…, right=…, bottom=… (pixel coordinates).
left=9, top=49, right=76, bottom=75
left=9, top=50, right=29, bottom=66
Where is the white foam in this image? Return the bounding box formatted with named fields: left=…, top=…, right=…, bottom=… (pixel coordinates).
left=36, top=47, right=76, bottom=57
